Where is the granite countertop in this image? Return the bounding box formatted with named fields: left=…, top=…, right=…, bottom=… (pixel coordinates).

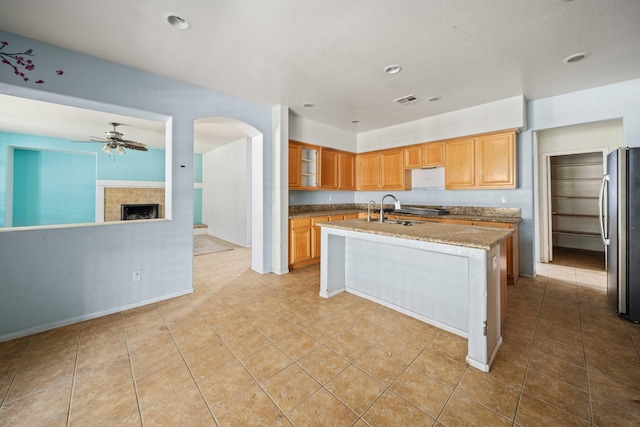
left=289, top=208, right=521, bottom=224
left=320, top=219, right=513, bottom=250
left=289, top=209, right=363, bottom=219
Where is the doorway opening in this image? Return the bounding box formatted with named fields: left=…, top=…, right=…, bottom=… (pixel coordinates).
left=193, top=116, right=265, bottom=273
left=547, top=151, right=605, bottom=270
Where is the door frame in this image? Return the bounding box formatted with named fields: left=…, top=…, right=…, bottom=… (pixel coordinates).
left=540, top=148, right=608, bottom=263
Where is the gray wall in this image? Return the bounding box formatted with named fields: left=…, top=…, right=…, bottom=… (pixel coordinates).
left=0, top=31, right=272, bottom=340
left=202, top=137, right=251, bottom=246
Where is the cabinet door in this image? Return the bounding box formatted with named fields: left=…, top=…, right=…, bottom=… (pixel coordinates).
left=476, top=132, right=515, bottom=188
left=404, top=146, right=422, bottom=169
left=289, top=218, right=312, bottom=265
left=444, top=138, right=475, bottom=189
left=288, top=144, right=301, bottom=188
left=357, top=152, right=380, bottom=190
left=380, top=149, right=405, bottom=189
left=422, top=142, right=444, bottom=167
left=311, top=217, right=328, bottom=259
left=320, top=149, right=339, bottom=189
left=343, top=213, right=358, bottom=220
left=473, top=221, right=518, bottom=284
left=338, top=152, right=356, bottom=190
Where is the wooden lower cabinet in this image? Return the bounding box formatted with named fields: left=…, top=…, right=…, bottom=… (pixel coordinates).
left=474, top=221, right=520, bottom=285
left=289, top=213, right=361, bottom=269
left=288, top=218, right=312, bottom=267
left=290, top=214, right=520, bottom=285
left=311, top=217, right=329, bottom=259
left=442, top=219, right=520, bottom=285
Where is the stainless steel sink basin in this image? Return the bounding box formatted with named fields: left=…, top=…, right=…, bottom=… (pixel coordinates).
left=365, top=219, right=422, bottom=226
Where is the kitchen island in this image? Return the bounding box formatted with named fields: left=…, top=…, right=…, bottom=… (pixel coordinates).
left=319, top=219, right=513, bottom=372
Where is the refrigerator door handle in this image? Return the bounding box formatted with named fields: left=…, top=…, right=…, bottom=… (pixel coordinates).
left=599, top=174, right=610, bottom=245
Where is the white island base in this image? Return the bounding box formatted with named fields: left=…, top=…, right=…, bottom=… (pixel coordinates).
left=320, top=224, right=504, bottom=372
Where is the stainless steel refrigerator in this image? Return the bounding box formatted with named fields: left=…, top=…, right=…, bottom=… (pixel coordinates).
left=599, top=147, right=640, bottom=322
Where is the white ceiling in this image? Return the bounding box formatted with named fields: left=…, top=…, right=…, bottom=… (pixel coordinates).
left=1, top=0, right=640, bottom=138
left=0, top=94, right=247, bottom=153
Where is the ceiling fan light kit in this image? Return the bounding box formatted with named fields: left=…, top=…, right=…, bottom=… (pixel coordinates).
left=74, top=121, right=148, bottom=155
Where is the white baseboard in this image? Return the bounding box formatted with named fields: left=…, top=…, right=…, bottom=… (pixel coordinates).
left=0, top=289, right=193, bottom=343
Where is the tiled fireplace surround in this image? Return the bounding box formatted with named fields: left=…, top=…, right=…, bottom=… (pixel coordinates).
left=104, top=188, right=165, bottom=222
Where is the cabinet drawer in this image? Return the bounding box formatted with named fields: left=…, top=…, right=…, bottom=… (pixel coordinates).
left=290, top=217, right=311, bottom=228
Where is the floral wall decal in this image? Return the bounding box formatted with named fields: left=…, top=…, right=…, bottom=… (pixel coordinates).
left=0, top=41, right=63, bottom=84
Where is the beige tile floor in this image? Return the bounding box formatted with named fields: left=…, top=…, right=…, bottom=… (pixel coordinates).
left=1, top=246, right=640, bottom=426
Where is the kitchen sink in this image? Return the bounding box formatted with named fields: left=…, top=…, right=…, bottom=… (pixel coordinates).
left=362, top=219, right=422, bottom=226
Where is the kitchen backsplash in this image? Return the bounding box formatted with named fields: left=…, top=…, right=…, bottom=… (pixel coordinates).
left=289, top=203, right=521, bottom=218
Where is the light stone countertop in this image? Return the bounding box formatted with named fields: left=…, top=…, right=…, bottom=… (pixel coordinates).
left=320, top=219, right=513, bottom=250
left=289, top=208, right=521, bottom=224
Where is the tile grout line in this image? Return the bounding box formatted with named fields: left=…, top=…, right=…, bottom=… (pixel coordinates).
left=511, top=275, right=546, bottom=427
left=65, top=322, right=83, bottom=427
left=0, top=336, right=33, bottom=411
left=157, top=301, right=223, bottom=427
left=122, top=308, right=150, bottom=427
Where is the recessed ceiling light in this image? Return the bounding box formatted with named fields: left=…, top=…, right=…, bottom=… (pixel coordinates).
left=302, top=103, right=315, bottom=108
left=563, top=52, right=590, bottom=63
left=427, top=96, right=441, bottom=102
left=164, top=12, right=191, bottom=30
left=384, top=64, right=402, bottom=75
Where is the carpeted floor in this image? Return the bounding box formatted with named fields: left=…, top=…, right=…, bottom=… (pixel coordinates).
left=193, top=235, right=236, bottom=256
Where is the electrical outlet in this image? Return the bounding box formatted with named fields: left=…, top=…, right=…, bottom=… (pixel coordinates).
left=501, top=195, right=508, bottom=204
left=480, top=195, right=486, bottom=203
left=329, top=195, right=332, bottom=201
left=492, top=256, right=497, bottom=271
left=132, top=271, right=141, bottom=281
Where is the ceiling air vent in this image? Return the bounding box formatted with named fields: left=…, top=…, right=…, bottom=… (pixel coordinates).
left=394, top=94, right=419, bottom=106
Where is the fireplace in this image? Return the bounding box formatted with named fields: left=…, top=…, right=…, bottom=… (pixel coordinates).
left=121, top=204, right=160, bottom=221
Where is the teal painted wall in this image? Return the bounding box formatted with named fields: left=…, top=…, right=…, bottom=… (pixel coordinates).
left=13, top=148, right=96, bottom=226
left=194, top=189, right=202, bottom=224
left=1, top=132, right=205, bottom=226
left=194, top=153, right=203, bottom=183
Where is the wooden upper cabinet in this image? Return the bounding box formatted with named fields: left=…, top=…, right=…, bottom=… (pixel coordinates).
left=405, top=142, right=443, bottom=169
left=404, top=145, right=422, bottom=168
left=357, top=152, right=380, bottom=190
left=476, top=131, right=515, bottom=188
left=422, top=142, right=444, bottom=167
left=338, top=152, right=355, bottom=190
left=444, top=130, right=516, bottom=189
left=380, top=149, right=406, bottom=189
left=444, top=138, right=476, bottom=189
left=289, top=140, right=320, bottom=189
left=288, top=143, right=302, bottom=188
left=319, top=149, right=338, bottom=189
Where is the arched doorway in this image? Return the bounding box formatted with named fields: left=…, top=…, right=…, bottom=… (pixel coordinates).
left=193, top=117, right=265, bottom=273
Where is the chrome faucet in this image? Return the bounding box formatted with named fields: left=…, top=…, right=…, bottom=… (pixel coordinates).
left=379, top=194, right=401, bottom=223
left=367, top=200, right=377, bottom=222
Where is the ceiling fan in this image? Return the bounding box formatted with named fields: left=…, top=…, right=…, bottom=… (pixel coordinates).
left=77, top=122, right=148, bottom=154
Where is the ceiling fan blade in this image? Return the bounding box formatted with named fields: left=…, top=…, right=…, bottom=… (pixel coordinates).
left=90, top=136, right=108, bottom=142
left=123, top=144, right=148, bottom=151
left=72, top=139, right=103, bottom=143
left=121, top=139, right=146, bottom=147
